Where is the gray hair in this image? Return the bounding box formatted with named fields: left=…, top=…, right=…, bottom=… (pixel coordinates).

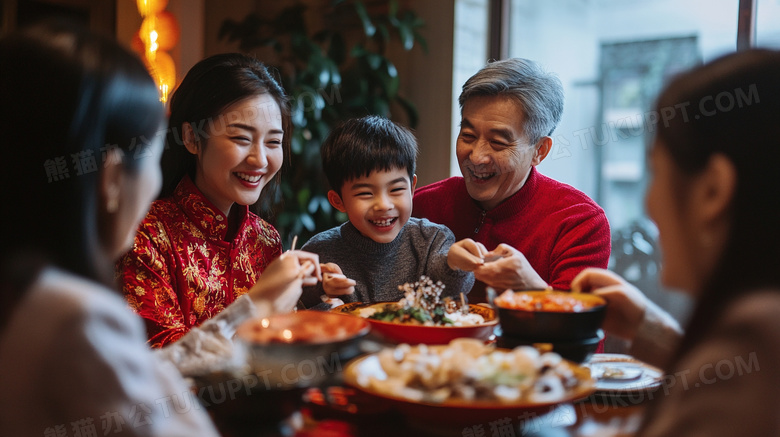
left=459, top=58, right=564, bottom=144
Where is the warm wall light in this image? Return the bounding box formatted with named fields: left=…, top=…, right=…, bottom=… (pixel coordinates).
left=135, top=0, right=177, bottom=104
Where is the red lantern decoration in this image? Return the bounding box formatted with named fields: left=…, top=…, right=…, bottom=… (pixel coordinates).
left=130, top=30, right=145, bottom=56
left=140, top=11, right=180, bottom=52
left=147, top=51, right=176, bottom=103
left=136, top=0, right=168, bottom=17
left=135, top=1, right=178, bottom=103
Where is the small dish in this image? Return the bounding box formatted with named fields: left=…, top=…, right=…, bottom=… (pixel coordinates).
left=585, top=353, right=664, bottom=399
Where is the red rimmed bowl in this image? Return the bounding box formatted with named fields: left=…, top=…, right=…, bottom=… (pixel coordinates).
left=495, top=290, right=607, bottom=341
left=235, top=310, right=371, bottom=389
left=192, top=311, right=370, bottom=436
left=342, top=344, right=596, bottom=429
left=331, top=302, right=498, bottom=345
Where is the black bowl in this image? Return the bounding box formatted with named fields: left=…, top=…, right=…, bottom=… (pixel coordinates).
left=497, top=330, right=604, bottom=363
left=195, top=377, right=305, bottom=437
left=495, top=290, right=606, bottom=342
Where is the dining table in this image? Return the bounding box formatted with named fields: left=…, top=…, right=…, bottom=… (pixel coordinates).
left=295, top=385, right=647, bottom=437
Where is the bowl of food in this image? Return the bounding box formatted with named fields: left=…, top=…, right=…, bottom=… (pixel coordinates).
left=494, top=290, right=606, bottom=341
left=332, top=276, right=498, bottom=345
left=191, top=311, right=369, bottom=436
left=343, top=338, right=596, bottom=429
left=235, top=310, right=371, bottom=389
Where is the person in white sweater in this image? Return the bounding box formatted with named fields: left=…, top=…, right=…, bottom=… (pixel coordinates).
left=572, top=49, right=780, bottom=436
left=0, top=21, right=319, bottom=436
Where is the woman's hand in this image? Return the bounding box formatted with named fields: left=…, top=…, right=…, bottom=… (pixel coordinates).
left=473, top=244, right=548, bottom=291
left=321, top=262, right=356, bottom=297
left=571, top=268, right=648, bottom=340
left=448, top=238, right=489, bottom=271
left=248, top=250, right=321, bottom=313
left=288, top=250, right=322, bottom=286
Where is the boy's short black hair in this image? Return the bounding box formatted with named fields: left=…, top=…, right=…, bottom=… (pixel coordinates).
left=321, top=115, right=418, bottom=195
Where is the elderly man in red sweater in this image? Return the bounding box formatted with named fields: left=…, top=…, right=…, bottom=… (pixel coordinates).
left=413, top=58, right=611, bottom=303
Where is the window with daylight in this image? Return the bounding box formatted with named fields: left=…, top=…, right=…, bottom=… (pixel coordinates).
left=494, top=0, right=780, bottom=324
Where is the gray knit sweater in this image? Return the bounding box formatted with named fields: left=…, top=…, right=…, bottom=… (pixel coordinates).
left=300, top=218, right=475, bottom=309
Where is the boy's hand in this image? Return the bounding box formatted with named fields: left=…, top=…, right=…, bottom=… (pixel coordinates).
left=321, top=262, right=356, bottom=297
left=448, top=238, right=489, bottom=271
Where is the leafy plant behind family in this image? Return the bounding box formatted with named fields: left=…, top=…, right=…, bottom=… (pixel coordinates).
left=219, top=0, right=426, bottom=248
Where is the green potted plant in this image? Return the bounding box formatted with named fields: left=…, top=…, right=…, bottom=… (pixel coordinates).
left=219, top=0, right=426, bottom=247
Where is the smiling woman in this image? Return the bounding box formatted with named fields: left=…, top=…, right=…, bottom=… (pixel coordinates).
left=117, top=53, right=321, bottom=347
left=182, top=93, right=284, bottom=217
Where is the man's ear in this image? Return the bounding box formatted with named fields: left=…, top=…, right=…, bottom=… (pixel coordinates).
left=531, top=136, right=553, bottom=166
left=182, top=122, right=200, bottom=155
left=327, top=190, right=347, bottom=213
left=411, top=174, right=418, bottom=195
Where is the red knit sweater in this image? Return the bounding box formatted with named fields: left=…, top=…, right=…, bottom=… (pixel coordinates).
left=413, top=167, right=611, bottom=300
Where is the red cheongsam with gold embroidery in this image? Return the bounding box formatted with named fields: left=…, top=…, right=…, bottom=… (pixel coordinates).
left=118, top=176, right=282, bottom=347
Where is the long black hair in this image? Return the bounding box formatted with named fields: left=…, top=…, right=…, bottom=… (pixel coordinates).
left=0, top=20, right=164, bottom=325
left=160, top=53, right=291, bottom=214
left=635, top=48, right=780, bottom=435
left=652, top=49, right=780, bottom=355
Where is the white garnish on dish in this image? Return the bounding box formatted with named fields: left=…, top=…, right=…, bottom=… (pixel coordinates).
left=357, top=307, right=378, bottom=318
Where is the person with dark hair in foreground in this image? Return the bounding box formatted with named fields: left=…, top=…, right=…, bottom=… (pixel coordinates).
left=0, top=22, right=317, bottom=435
left=573, top=49, right=780, bottom=436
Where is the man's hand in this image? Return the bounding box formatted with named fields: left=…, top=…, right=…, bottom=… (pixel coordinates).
left=448, top=238, right=489, bottom=271
left=321, top=262, right=356, bottom=297
left=473, top=244, right=548, bottom=291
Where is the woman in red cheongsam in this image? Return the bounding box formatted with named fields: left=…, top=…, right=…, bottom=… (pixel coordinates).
left=118, top=53, right=317, bottom=347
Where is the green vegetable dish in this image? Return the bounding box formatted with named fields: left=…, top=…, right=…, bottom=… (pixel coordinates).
left=364, top=276, right=485, bottom=326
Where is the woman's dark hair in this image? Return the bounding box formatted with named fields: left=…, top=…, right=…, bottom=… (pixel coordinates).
left=653, top=49, right=780, bottom=358
left=0, top=20, right=164, bottom=324
left=160, top=53, right=291, bottom=212
left=321, top=115, right=418, bottom=196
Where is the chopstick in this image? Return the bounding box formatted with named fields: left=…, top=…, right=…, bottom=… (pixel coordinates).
left=286, top=235, right=302, bottom=312
left=460, top=292, right=468, bottom=315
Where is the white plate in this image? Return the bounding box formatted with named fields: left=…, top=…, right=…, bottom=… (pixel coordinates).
left=585, top=353, right=664, bottom=399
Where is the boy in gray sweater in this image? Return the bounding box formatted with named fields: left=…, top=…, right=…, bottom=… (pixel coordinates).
left=300, top=116, right=476, bottom=309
